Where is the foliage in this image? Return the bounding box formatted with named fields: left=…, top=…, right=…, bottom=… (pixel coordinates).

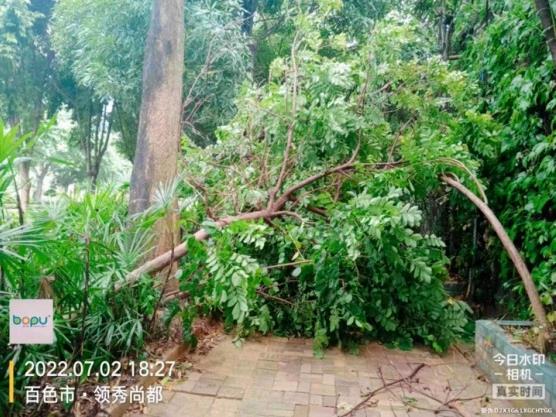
left=450, top=0, right=556, bottom=321
left=164, top=7, right=489, bottom=354
left=0, top=0, right=55, bottom=129
left=0, top=123, right=164, bottom=414
left=51, top=0, right=250, bottom=155
left=251, top=0, right=403, bottom=84
left=182, top=0, right=251, bottom=145
left=51, top=0, right=148, bottom=159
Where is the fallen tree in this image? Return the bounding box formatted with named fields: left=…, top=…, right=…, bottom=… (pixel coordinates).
left=122, top=169, right=552, bottom=352
left=118, top=9, right=551, bottom=351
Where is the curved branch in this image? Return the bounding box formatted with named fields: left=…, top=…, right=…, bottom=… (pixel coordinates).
left=441, top=174, right=551, bottom=349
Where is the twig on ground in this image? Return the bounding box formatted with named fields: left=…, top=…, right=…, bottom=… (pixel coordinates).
left=338, top=363, right=426, bottom=417
left=409, top=384, right=485, bottom=417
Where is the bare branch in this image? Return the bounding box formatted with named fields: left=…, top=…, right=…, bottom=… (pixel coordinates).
left=338, top=364, right=426, bottom=417
left=268, top=33, right=300, bottom=207
left=441, top=173, right=551, bottom=350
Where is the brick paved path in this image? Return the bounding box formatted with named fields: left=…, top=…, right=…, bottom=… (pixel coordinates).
left=135, top=335, right=511, bottom=417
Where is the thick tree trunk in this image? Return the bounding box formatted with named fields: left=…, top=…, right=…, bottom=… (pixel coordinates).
left=534, top=0, right=556, bottom=66
left=441, top=175, right=551, bottom=350
left=129, top=0, right=185, bottom=257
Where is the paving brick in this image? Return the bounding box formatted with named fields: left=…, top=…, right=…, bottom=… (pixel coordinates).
left=301, top=363, right=312, bottom=373
left=134, top=334, right=513, bottom=417
left=308, top=405, right=336, bottom=417
left=243, top=387, right=272, bottom=399
left=322, top=374, right=335, bottom=385
left=173, top=378, right=197, bottom=391
left=218, top=386, right=244, bottom=399
left=209, top=398, right=241, bottom=413
left=268, top=399, right=296, bottom=411
left=266, top=411, right=294, bottom=417
left=284, top=391, right=309, bottom=405
left=253, top=376, right=275, bottom=389
left=322, top=395, right=336, bottom=407
left=259, top=360, right=280, bottom=370
left=172, top=393, right=214, bottom=417
left=274, top=379, right=297, bottom=391
left=239, top=399, right=270, bottom=415
left=191, top=378, right=222, bottom=396
left=297, top=381, right=311, bottom=393
left=293, top=404, right=309, bottom=417
left=309, top=394, right=322, bottom=406
left=310, top=383, right=335, bottom=396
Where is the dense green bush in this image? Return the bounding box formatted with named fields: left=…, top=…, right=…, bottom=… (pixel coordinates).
left=0, top=126, right=164, bottom=412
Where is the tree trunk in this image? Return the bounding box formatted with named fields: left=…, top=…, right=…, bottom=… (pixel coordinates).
left=129, top=0, right=185, bottom=257
left=18, top=160, right=31, bottom=211
left=440, top=14, right=454, bottom=61
left=33, top=164, right=49, bottom=203
left=241, top=0, right=257, bottom=35
left=241, top=0, right=257, bottom=76
left=484, top=0, right=490, bottom=25
left=441, top=175, right=551, bottom=351
left=534, top=0, right=556, bottom=66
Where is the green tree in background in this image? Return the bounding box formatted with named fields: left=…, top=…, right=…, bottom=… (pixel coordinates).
left=459, top=1, right=556, bottom=322
left=51, top=0, right=250, bottom=157
left=0, top=0, right=57, bottom=210
left=410, top=0, right=556, bottom=323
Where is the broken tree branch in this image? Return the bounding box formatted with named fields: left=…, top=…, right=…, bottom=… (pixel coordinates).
left=256, top=288, right=294, bottom=305
left=116, top=209, right=269, bottom=290
left=118, top=159, right=404, bottom=290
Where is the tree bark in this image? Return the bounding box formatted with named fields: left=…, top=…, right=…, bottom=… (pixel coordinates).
left=534, top=0, right=556, bottom=66
left=241, top=0, right=258, bottom=76
left=129, top=0, right=185, bottom=257
left=18, top=159, right=31, bottom=211
left=33, top=164, right=49, bottom=203
left=441, top=174, right=551, bottom=350
left=241, top=0, right=257, bottom=35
